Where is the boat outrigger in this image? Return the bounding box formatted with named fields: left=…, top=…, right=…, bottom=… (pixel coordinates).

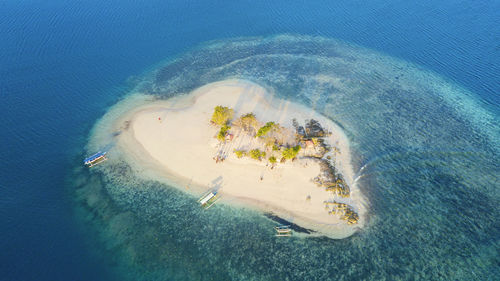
left=83, top=151, right=108, bottom=167
left=198, top=190, right=220, bottom=210
left=274, top=225, right=292, bottom=237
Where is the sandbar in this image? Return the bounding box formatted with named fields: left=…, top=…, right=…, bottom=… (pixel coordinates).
left=113, top=80, right=366, bottom=238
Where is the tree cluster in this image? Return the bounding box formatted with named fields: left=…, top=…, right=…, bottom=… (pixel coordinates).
left=217, top=124, right=231, bottom=141
left=234, top=113, right=258, bottom=133
left=211, top=106, right=234, bottom=126
left=249, top=149, right=266, bottom=160
left=281, top=145, right=301, bottom=160
left=256, top=122, right=279, bottom=137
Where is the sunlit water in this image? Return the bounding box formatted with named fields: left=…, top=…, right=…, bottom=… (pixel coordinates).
left=2, top=1, right=499, bottom=280
left=73, top=35, right=499, bottom=280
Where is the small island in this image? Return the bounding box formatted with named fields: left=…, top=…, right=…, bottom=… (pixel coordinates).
left=114, top=80, right=366, bottom=238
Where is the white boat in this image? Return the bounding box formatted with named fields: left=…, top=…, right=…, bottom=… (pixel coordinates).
left=274, top=225, right=292, bottom=237
left=83, top=151, right=108, bottom=167
left=197, top=190, right=220, bottom=209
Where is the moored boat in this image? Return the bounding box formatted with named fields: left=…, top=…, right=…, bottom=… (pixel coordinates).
left=83, top=151, right=108, bottom=167
left=274, top=225, right=292, bottom=237
left=198, top=190, right=220, bottom=209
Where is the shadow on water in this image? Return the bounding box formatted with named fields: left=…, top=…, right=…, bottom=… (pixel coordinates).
left=263, top=213, right=313, bottom=234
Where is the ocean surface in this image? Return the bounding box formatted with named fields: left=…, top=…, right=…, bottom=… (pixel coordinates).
left=1, top=1, right=498, bottom=280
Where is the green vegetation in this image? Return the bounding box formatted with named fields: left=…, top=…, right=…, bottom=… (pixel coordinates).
left=256, top=121, right=278, bottom=137
left=233, top=150, right=247, bottom=158
left=249, top=149, right=266, bottom=160
left=211, top=106, right=234, bottom=126
left=282, top=145, right=301, bottom=160
left=217, top=124, right=231, bottom=141
left=268, top=156, right=277, bottom=164
left=236, top=113, right=258, bottom=132
left=272, top=144, right=280, bottom=151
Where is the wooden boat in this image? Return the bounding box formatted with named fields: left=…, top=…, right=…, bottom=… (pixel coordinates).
left=274, top=225, right=292, bottom=237
left=83, top=151, right=108, bottom=167
left=197, top=190, right=220, bottom=209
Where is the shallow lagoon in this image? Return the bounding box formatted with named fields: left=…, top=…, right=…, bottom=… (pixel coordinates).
left=72, top=35, right=499, bottom=280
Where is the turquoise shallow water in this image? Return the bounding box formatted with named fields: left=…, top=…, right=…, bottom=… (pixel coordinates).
left=1, top=1, right=499, bottom=280
left=74, top=36, right=499, bottom=280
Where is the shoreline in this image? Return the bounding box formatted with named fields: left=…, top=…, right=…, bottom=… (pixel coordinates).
left=97, top=79, right=366, bottom=238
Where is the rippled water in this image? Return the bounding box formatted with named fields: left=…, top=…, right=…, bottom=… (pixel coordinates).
left=1, top=1, right=499, bottom=280
left=73, top=35, right=499, bottom=280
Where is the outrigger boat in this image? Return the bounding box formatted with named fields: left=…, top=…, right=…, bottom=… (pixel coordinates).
left=83, top=151, right=108, bottom=167
left=197, top=190, right=220, bottom=210
left=274, top=225, right=292, bottom=237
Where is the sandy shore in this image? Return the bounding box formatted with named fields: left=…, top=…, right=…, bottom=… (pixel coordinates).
left=113, top=80, right=366, bottom=238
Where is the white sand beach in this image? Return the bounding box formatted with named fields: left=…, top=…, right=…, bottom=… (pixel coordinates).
left=113, top=80, right=366, bottom=238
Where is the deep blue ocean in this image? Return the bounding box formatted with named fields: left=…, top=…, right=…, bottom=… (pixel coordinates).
left=1, top=1, right=498, bottom=280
